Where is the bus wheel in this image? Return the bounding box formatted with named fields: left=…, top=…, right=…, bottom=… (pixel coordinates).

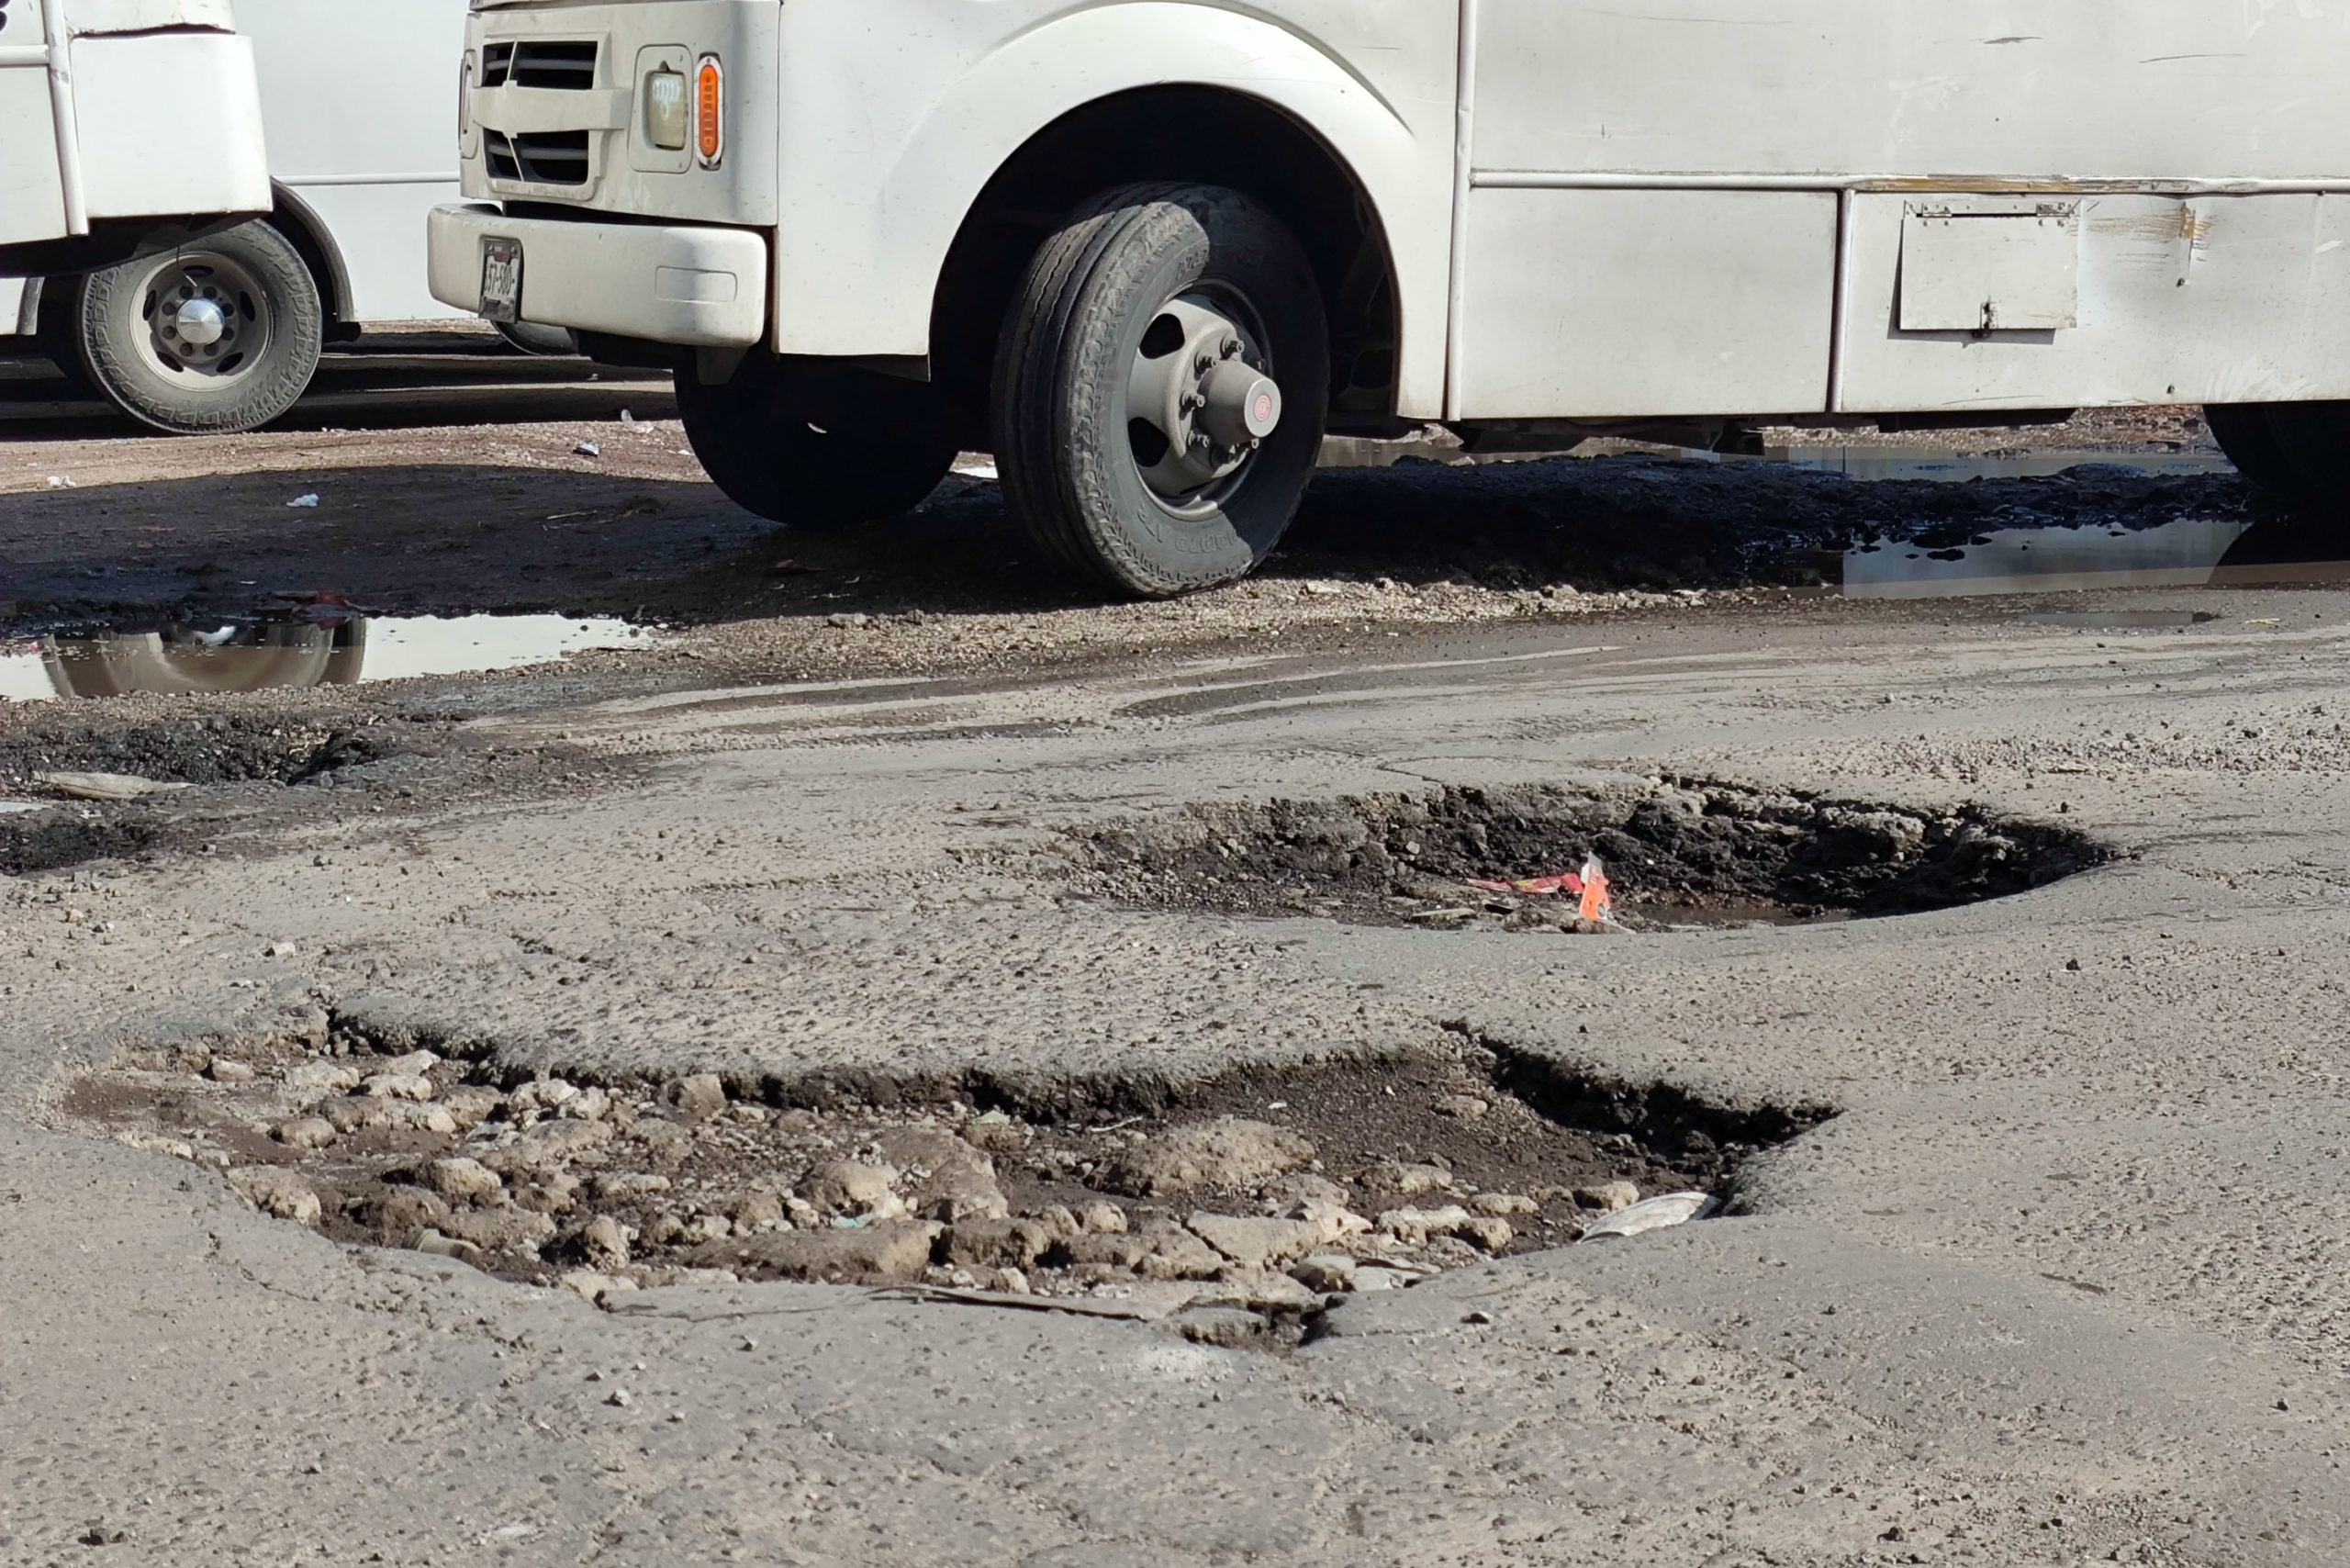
left=991, top=183, right=1327, bottom=599
left=675, top=353, right=957, bottom=531
left=2206, top=404, right=2316, bottom=498
left=64, top=220, right=323, bottom=435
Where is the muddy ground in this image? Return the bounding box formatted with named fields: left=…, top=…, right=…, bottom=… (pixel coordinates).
left=6, top=364, right=2350, bottom=1565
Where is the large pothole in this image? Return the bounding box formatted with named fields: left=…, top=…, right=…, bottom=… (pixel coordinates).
left=61, top=1025, right=1830, bottom=1348
left=1071, top=778, right=2103, bottom=931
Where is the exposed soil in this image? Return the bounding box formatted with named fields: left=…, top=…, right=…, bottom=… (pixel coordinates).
left=55, top=1025, right=1827, bottom=1347
left=1074, top=778, right=2108, bottom=930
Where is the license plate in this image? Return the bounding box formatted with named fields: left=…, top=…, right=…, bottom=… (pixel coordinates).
left=478, top=237, right=522, bottom=322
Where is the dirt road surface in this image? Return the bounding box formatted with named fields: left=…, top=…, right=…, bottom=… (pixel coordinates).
left=2, top=375, right=2346, bottom=1565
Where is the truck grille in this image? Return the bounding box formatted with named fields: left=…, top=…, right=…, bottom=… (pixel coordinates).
left=482, top=129, right=591, bottom=186
left=480, top=40, right=598, bottom=90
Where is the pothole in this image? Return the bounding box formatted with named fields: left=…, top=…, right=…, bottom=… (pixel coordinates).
left=1070, top=778, right=2103, bottom=931
left=58, top=1025, right=1830, bottom=1349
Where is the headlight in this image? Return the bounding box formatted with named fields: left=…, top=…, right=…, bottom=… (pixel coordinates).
left=644, top=65, right=688, bottom=151
left=695, top=54, right=723, bottom=167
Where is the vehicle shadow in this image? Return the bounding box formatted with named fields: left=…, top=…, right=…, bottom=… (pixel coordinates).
left=0, top=451, right=2287, bottom=633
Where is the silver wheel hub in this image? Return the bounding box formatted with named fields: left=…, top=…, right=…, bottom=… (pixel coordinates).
left=1125, top=293, right=1281, bottom=502
left=173, top=297, right=227, bottom=347
left=139, top=252, right=270, bottom=382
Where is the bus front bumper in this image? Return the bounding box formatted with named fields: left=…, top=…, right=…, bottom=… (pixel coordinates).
left=426, top=204, right=767, bottom=348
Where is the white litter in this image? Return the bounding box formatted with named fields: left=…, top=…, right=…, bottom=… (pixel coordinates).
left=620, top=409, right=638, bottom=428
left=33, top=770, right=191, bottom=802
left=1579, top=1191, right=1719, bottom=1241
left=952, top=457, right=999, bottom=481
left=286, top=492, right=319, bottom=508
left=45, top=476, right=74, bottom=488
left=574, top=440, right=601, bottom=457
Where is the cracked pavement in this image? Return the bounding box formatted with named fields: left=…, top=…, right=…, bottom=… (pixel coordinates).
left=6, top=575, right=2350, bottom=1564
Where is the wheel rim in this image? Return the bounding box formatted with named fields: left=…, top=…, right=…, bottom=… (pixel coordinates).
left=132, top=250, right=274, bottom=386
left=1121, top=284, right=1285, bottom=518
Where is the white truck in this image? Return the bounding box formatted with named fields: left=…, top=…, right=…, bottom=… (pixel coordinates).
left=430, top=2, right=2350, bottom=597
left=6, top=0, right=485, bottom=434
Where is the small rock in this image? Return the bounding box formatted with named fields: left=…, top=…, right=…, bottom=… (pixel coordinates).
left=1035, top=1204, right=1081, bottom=1238
left=605, top=1389, right=632, bottom=1407
left=1193, top=1268, right=1323, bottom=1314
left=691, top=1221, right=942, bottom=1282
left=439, top=1085, right=505, bottom=1130
left=1186, top=1211, right=1326, bottom=1270
left=1433, top=1093, right=1489, bottom=1119
left=961, top=1118, right=1028, bottom=1153
left=227, top=1166, right=321, bottom=1226
left=942, top=1217, right=1054, bottom=1270
left=731, top=1192, right=787, bottom=1233
left=1079, top=1201, right=1127, bottom=1235
left=828, top=612, right=869, bottom=629
left=362, top=1072, right=434, bottom=1103
left=421, top=1157, right=504, bottom=1204
left=581, top=1214, right=632, bottom=1268
left=442, top=1206, right=557, bottom=1251
left=513, top=1171, right=583, bottom=1214
left=1350, top=1262, right=1428, bottom=1291
left=872, top=1128, right=1010, bottom=1222
left=1167, top=1306, right=1267, bottom=1348
left=592, top=1172, right=673, bottom=1200
left=629, top=1118, right=691, bottom=1167
left=1289, top=1254, right=1359, bottom=1293
left=266, top=942, right=299, bottom=958
left=1574, top=1181, right=1640, bottom=1213
left=666, top=1073, right=728, bottom=1119
left=284, top=1061, right=362, bottom=1097
left=509, top=1079, right=579, bottom=1117
left=1103, top=1117, right=1315, bottom=1197
left=558, top=1270, right=631, bottom=1304
left=803, top=1160, right=903, bottom=1217
left=1288, top=1198, right=1372, bottom=1243
left=486, top=1119, right=614, bottom=1174
left=207, top=1059, right=256, bottom=1085
left=1382, top=1161, right=1455, bottom=1195
left=377, top=1050, right=442, bottom=1077
left=1376, top=1204, right=1509, bottom=1250
left=115, top=1130, right=195, bottom=1161
left=1134, top=1225, right=1227, bottom=1282
left=1472, top=1193, right=1539, bottom=1216
left=363, top=1186, right=453, bottom=1243
left=989, top=1267, right=1031, bottom=1294
left=273, top=1117, right=338, bottom=1150
left=1262, top=1171, right=1352, bottom=1209
left=414, top=1228, right=483, bottom=1263
left=681, top=1214, right=732, bottom=1245
left=563, top=1087, right=611, bottom=1122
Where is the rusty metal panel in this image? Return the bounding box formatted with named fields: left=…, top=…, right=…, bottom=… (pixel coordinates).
left=1450, top=188, right=1836, bottom=420
left=1839, top=192, right=2350, bottom=411
left=1898, top=202, right=2079, bottom=332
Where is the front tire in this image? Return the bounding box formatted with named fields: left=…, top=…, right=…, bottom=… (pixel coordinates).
left=675, top=353, right=957, bottom=531
left=63, top=220, right=323, bottom=435
left=2206, top=403, right=2317, bottom=498
left=992, top=183, right=1328, bottom=598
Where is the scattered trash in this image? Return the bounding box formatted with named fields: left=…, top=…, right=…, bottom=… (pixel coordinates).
left=32, top=770, right=190, bottom=802
left=951, top=457, right=999, bottom=481
left=285, top=493, right=319, bottom=508
left=972, top=1109, right=1012, bottom=1126
left=574, top=441, right=601, bottom=458
left=1578, top=855, right=1613, bottom=924
left=44, top=475, right=75, bottom=488
left=620, top=409, right=638, bottom=428
left=1468, top=871, right=1584, bottom=897
left=1578, top=1191, right=1718, bottom=1241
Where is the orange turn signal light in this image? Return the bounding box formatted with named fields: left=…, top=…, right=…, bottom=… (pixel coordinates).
left=695, top=55, right=722, bottom=166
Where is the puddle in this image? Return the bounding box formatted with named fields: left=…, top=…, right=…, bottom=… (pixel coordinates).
left=59, top=1028, right=1825, bottom=1345
left=1763, top=447, right=2232, bottom=483
left=0, top=610, right=655, bottom=702
left=1842, top=515, right=2350, bottom=600
left=1073, top=778, right=2100, bottom=933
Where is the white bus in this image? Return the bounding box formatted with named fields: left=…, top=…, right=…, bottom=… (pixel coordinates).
left=4, top=0, right=482, bottom=434
left=1, top=0, right=270, bottom=276
left=429, top=1, right=2350, bottom=596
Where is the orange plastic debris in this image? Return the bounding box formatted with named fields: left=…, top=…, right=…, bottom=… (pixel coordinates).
left=1577, top=856, right=1612, bottom=923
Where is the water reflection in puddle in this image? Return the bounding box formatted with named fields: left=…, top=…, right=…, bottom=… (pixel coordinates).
left=1843, top=515, right=2350, bottom=601
left=0, top=611, right=653, bottom=702
left=1768, top=448, right=2232, bottom=483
